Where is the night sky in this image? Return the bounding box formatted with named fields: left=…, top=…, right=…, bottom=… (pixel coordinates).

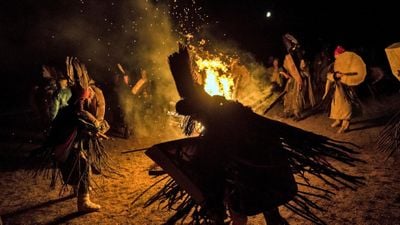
left=0, top=0, right=397, bottom=110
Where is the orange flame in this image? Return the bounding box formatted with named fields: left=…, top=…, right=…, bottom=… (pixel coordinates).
left=195, top=57, right=234, bottom=99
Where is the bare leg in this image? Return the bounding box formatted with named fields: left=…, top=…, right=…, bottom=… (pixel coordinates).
left=263, top=208, right=288, bottom=225
left=331, top=119, right=341, bottom=128
left=337, top=119, right=350, bottom=133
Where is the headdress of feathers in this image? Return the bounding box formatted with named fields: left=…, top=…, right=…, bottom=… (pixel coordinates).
left=65, top=56, right=92, bottom=100
left=42, top=65, right=58, bottom=80
left=168, top=43, right=200, bottom=100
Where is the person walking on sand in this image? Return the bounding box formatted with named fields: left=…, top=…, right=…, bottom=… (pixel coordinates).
left=323, top=45, right=366, bottom=133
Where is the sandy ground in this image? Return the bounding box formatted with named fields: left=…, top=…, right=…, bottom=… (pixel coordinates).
left=1, top=94, right=400, bottom=225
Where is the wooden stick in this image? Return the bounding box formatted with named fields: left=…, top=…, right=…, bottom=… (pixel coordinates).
left=263, top=90, right=287, bottom=115
left=121, top=147, right=149, bottom=154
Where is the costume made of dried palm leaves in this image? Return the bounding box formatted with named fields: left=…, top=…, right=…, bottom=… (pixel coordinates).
left=134, top=105, right=364, bottom=225
left=28, top=57, right=122, bottom=197
left=131, top=45, right=365, bottom=225
left=376, top=110, right=400, bottom=158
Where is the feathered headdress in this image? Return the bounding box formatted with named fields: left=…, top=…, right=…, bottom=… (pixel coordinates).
left=65, top=56, right=92, bottom=100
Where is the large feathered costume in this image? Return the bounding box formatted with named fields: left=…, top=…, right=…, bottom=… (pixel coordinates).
left=29, top=57, right=115, bottom=212
left=139, top=44, right=364, bottom=225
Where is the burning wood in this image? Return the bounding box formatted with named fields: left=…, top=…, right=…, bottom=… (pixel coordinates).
left=195, top=57, right=234, bottom=99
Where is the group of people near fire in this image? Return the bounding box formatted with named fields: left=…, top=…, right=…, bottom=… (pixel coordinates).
left=30, top=32, right=400, bottom=225
left=143, top=43, right=364, bottom=225
left=31, top=55, right=155, bottom=212
left=263, top=33, right=367, bottom=134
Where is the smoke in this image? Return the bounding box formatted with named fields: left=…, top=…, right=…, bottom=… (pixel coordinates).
left=118, top=0, right=181, bottom=138
left=26, top=0, right=272, bottom=140
left=28, top=0, right=183, bottom=140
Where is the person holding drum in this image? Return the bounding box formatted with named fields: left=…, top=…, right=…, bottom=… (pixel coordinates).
left=323, top=45, right=366, bottom=133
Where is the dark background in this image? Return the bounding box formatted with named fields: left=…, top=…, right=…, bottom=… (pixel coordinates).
left=202, top=0, right=398, bottom=60
left=0, top=0, right=397, bottom=110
